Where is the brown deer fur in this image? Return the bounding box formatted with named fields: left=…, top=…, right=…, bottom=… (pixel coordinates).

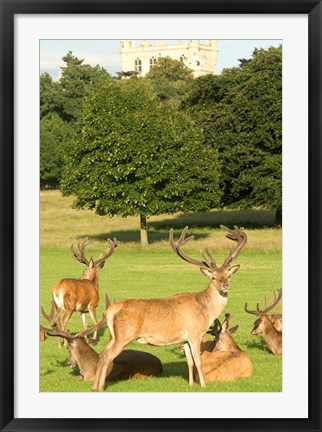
left=251, top=315, right=282, bottom=355
left=195, top=315, right=253, bottom=382
left=66, top=337, right=163, bottom=382
left=41, top=304, right=162, bottom=383
left=93, top=225, right=247, bottom=391
left=269, top=314, right=282, bottom=332
left=52, top=238, right=118, bottom=343
left=245, top=289, right=282, bottom=355
left=40, top=327, right=46, bottom=342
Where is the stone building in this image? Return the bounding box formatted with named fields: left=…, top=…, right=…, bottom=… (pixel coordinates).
left=120, top=40, right=218, bottom=78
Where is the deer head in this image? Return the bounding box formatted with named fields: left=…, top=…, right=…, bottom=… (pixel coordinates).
left=207, top=313, right=240, bottom=352
left=169, top=225, right=247, bottom=295
left=71, top=237, right=120, bottom=283
left=245, top=289, right=282, bottom=335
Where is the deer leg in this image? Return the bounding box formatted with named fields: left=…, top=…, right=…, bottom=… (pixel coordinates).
left=59, top=309, right=73, bottom=348
left=80, top=312, right=89, bottom=342
left=183, top=342, right=195, bottom=386
left=88, top=308, right=98, bottom=341
left=188, top=339, right=206, bottom=388
left=81, top=312, right=88, bottom=330
left=93, top=341, right=125, bottom=391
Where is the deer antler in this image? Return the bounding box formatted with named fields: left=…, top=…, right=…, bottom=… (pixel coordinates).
left=207, top=318, right=222, bottom=336
left=41, top=300, right=59, bottom=326
left=94, top=238, right=120, bottom=267
left=41, top=303, right=70, bottom=338
left=75, top=314, right=107, bottom=338
left=221, top=225, right=247, bottom=268
left=41, top=294, right=109, bottom=340
left=245, top=289, right=282, bottom=316
left=169, top=226, right=217, bottom=270
left=256, top=289, right=282, bottom=315
left=70, top=238, right=90, bottom=265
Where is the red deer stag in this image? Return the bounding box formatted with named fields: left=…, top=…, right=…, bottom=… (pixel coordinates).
left=194, top=313, right=253, bottom=382
left=93, top=225, right=247, bottom=391
left=245, top=289, right=282, bottom=355
left=52, top=237, right=119, bottom=345
left=41, top=301, right=163, bottom=382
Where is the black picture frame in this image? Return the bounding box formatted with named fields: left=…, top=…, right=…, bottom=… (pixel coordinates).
left=0, top=1, right=321, bottom=431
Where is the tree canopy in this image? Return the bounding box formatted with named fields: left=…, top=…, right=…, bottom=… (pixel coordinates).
left=59, top=51, right=110, bottom=123
left=184, top=46, right=282, bottom=223
left=40, top=113, right=74, bottom=189
left=61, top=77, right=221, bottom=244
left=145, top=57, right=194, bottom=106
left=40, top=52, right=110, bottom=188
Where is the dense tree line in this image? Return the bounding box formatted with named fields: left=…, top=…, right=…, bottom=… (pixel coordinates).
left=183, top=47, right=282, bottom=223
left=40, top=46, right=282, bottom=243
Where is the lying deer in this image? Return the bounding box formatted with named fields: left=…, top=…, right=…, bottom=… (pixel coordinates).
left=41, top=302, right=163, bottom=382
left=245, top=289, right=282, bottom=355
left=52, top=237, right=119, bottom=344
left=93, top=225, right=247, bottom=391
left=194, top=313, right=253, bottom=382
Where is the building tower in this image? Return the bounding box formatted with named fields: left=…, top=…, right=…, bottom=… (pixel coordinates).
left=119, top=40, right=218, bottom=78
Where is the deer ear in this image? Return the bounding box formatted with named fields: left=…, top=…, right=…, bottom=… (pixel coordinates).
left=228, top=264, right=240, bottom=276
left=221, top=320, right=229, bottom=332
left=228, top=324, right=239, bottom=335
left=89, top=259, right=95, bottom=269
left=200, top=268, right=212, bottom=278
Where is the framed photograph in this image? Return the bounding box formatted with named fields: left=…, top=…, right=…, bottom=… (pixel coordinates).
left=1, top=1, right=321, bottom=431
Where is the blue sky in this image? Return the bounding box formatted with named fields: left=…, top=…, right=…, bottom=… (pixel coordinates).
left=40, top=39, right=282, bottom=81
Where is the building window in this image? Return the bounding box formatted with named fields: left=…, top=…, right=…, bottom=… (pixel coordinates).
left=149, top=57, right=157, bottom=69
left=135, top=58, right=142, bottom=73
left=180, top=55, right=186, bottom=62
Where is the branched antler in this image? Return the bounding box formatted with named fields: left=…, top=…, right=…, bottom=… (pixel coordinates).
left=169, top=226, right=217, bottom=270
left=94, top=238, right=120, bottom=267
left=245, top=289, right=282, bottom=316
left=169, top=225, right=247, bottom=271
left=70, top=238, right=90, bottom=265
left=221, top=225, right=247, bottom=268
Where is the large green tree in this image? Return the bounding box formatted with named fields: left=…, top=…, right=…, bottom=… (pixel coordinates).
left=40, top=113, right=74, bottom=188
left=40, top=52, right=111, bottom=188
left=59, top=51, right=110, bottom=123
left=40, top=72, right=64, bottom=120
left=61, top=77, right=221, bottom=245
left=184, top=46, right=282, bottom=224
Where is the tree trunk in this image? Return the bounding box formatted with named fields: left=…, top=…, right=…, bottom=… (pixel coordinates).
left=140, top=214, right=149, bottom=247
left=275, top=208, right=282, bottom=226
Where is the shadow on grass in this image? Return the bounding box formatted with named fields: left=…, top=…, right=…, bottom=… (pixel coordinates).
left=100, top=361, right=188, bottom=390
left=84, top=229, right=208, bottom=244
left=161, top=361, right=188, bottom=379
left=246, top=339, right=272, bottom=354
left=81, top=209, right=276, bottom=244
left=151, top=209, right=276, bottom=230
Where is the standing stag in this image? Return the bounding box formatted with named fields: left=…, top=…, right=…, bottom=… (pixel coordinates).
left=245, top=289, right=282, bottom=355
left=194, top=313, right=253, bottom=382
left=52, top=237, right=119, bottom=344
left=93, top=225, right=247, bottom=391
left=41, top=301, right=163, bottom=382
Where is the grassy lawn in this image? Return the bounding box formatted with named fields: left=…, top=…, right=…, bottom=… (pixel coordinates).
left=40, top=190, right=282, bottom=392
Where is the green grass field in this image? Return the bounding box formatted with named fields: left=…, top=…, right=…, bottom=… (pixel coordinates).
left=40, top=190, right=282, bottom=392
